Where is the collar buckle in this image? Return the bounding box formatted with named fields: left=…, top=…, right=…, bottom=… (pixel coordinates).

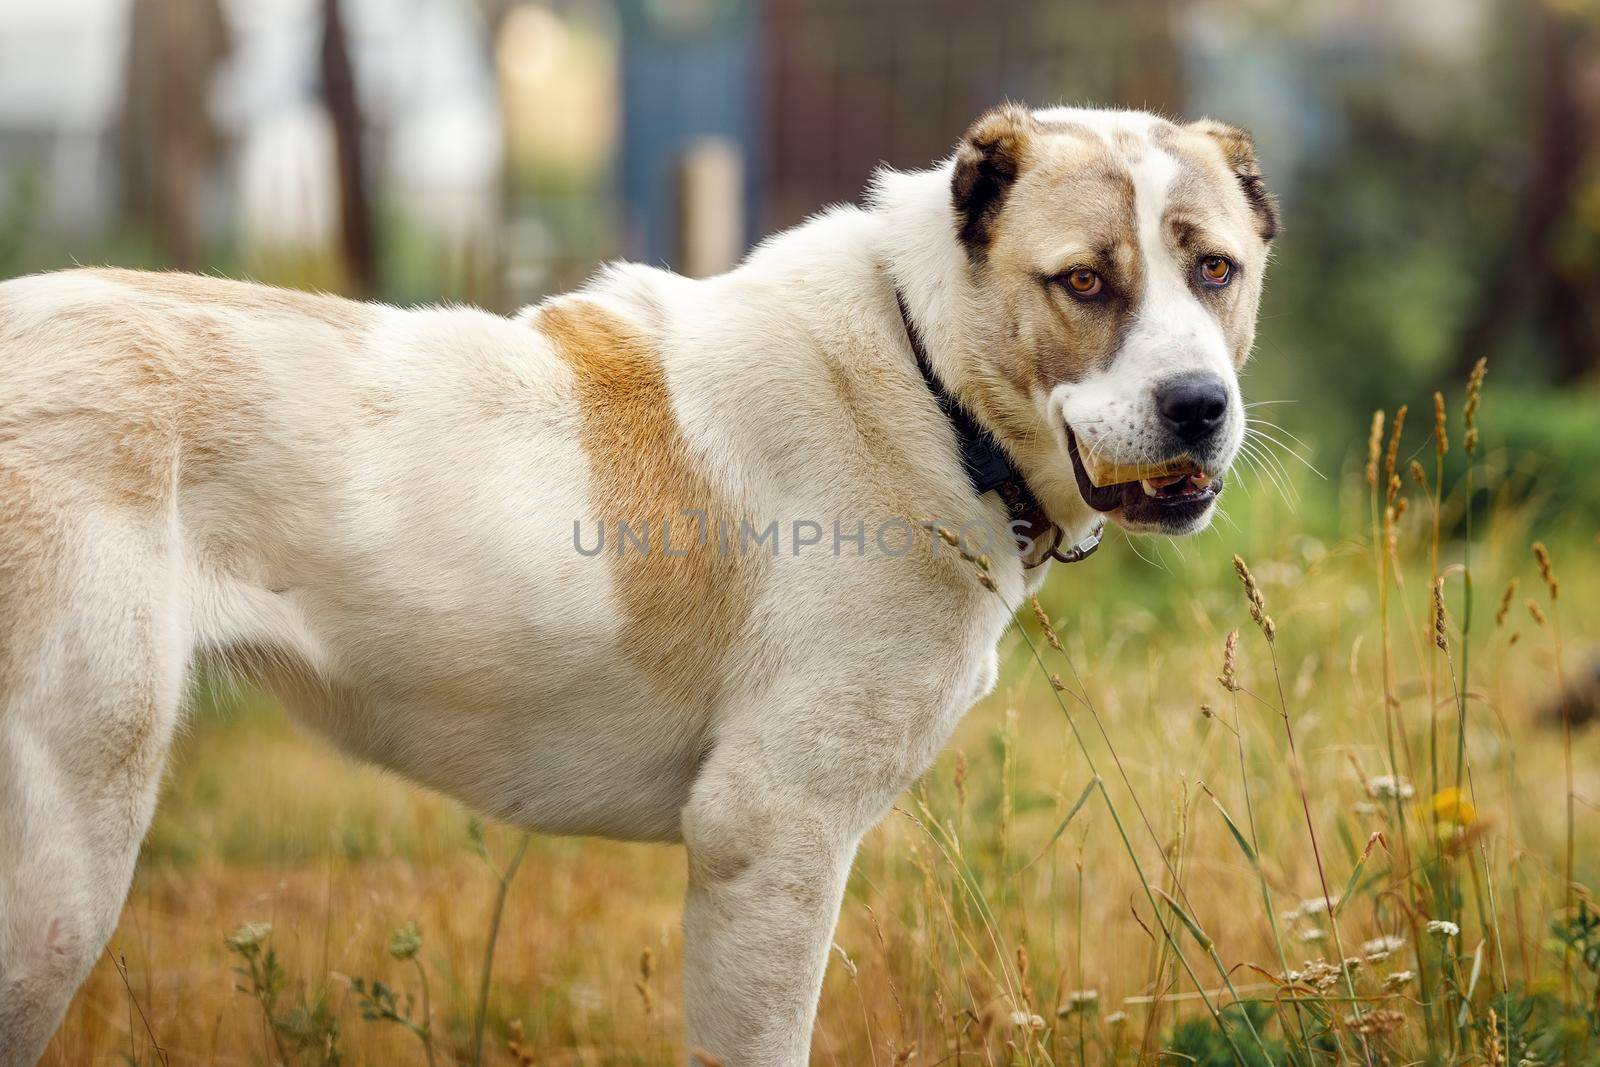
left=1045, top=522, right=1105, bottom=566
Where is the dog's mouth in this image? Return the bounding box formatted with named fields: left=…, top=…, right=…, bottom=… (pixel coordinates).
left=1067, top=430, right=1222, bottom=528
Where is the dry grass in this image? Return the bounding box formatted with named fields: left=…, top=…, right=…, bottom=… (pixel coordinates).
left=44, top=383, right=1600, bottom=1065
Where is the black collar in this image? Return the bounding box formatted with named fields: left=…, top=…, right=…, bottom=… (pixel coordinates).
left=895, top=290, right=1103, bottom=568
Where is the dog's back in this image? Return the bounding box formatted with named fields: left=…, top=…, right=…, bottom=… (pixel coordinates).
left=0, top=268, right=725, bottom=1060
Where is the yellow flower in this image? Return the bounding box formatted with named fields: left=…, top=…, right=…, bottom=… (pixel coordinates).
left=1429, top=787, right=1477, bottom=826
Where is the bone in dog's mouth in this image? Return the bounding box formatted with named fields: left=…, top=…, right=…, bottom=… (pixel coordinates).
left=1067, top=430, right=1223, bottom=514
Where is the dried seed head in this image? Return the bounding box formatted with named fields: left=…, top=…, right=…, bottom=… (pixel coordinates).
left=1349, top=1009, right=1405, bottom=1037
left=1393, top=496, right=1409, bottom=521
left=636, top=947, right=657, bottom=1015
left=1463, top=358, right=1486, bottom=425
left=1433, top=391, right=1448, bottom=458
left=1463, top=358, right=1487, bottom=455
left=1384, top=405, right=1407, bottom=502
left=1526, top=599, right=1546, bottom=627
left=1219, top=628, right=1240, bottom=692
left=1049, top=673, right=1067, bottom=692
left=1532, top=541, right=1558, bottom=600
left=1365, top=409, right=1385, bottom=487
left=1432, top=577, right=1448, bottom=650
left=508, top=1017, right=535, bottom=1067
left=1385, top=508, right=1402, bottom=573
left=1495, top=578, right=1518, bottom=627
left=1409, top=459, right=1427, bottom=487
left=1233, top=556, right=1262, bottom=609
left=977, top=572, right=997, bottom=593
left=1031, top=595, right=1063, bottom=651
left=1232, top=556, right=1276, bottom=641
left=1200, top=702, right=1214, bottom=719
left=953, top=748, right=968, bottom=806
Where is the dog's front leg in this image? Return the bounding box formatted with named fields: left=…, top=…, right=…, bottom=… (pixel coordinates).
left=679, top=752, right=869, bottom=1065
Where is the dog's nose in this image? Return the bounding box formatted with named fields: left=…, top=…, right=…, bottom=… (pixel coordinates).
left=1156, top=373, right=1229, bottom=448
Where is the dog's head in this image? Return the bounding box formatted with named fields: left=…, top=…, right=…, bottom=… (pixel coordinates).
left=947, top=105, right=1277, bottom=536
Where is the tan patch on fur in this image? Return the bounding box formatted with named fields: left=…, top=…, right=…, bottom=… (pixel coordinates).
left=2, top=271, right=315, bottom=516
left=985, top=133, right=1144, bottom=388
left=1158, top=123, right=1276, bottom=363
left=540, top=301, right=760, bottom=714
left=0, top=466, right=65, bottom=695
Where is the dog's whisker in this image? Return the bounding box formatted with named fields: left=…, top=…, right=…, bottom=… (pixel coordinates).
left=1232, top=446, right=1277, bottom=506
left=1244, top=418, right=1316, bottom=456
left=1121, top=530, right=1171, bottom=573
left=1242, top=427, right=1314, bottom=489
left=1245, top=422, right=1323, bottom=479
left=1247, top=441, right=1299, bottom=511
left=1238, top=438, right=1296, bottom=509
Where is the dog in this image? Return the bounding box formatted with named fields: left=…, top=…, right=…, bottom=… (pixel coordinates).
left=0, top=104, right=1275, bottom=1065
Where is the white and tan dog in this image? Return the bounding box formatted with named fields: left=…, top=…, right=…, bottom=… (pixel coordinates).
left=0, top=104, right=1275, bottom=1065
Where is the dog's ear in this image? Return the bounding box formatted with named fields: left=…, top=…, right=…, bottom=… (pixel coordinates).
left=1191, top=119, right=1279, bottom=242
left=951, top=104, right=1036, bottom=261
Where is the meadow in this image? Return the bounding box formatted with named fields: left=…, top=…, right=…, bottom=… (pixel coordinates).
left=42, top=370, right=1599, bottom=1066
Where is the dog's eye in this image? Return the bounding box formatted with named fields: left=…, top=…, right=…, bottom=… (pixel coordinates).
left=1060, top=268, right=1104, bottom=299
left=1198, top=256, right=1234, bottom=287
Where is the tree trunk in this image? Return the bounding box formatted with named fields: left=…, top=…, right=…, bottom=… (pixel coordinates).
left=1449, top=2, right=1597, bottom=383
left=320, top=0, right=376, bottom=296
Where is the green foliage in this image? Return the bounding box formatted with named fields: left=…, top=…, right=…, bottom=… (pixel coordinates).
left=1475, top=985, right=1600, bottom=1067
left=1551, top=900, right=1600, bottom=1038
left=387, top=921, right=423, bottom=962
left=1165, top=1003, right=1291, bottom=1067
left=224, top=922, right=343, bottom=1067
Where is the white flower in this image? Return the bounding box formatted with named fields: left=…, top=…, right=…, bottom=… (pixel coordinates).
left=1365, top=775, right=1416, bottom=800
left=1105, top=1011, right=1129, bottom=1026
left=1057, top=990, right=1100, bottom=1017
left=1298, top=895, right=1338, bottom=916
left=1362, top=935, right=1406, bottom=960
left=1009, top=1011, right=1045, bottom=1031
left=1286, top=960, right=1343, bottom=990
left=1427, top=920, right=1460, bottom=938
left=1384, top=970, right=1415, bottom=988
left=1298, top=928, right=1328, bottom=943
left=1353, top=801, right=1380, bottom=815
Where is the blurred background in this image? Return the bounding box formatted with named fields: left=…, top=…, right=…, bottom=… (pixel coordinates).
left=12, top=5, right=1600, bottom=1062
left=2, top=0, right=1598, bottom=501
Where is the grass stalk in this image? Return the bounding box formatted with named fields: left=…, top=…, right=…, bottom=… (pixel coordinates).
left=1008, top=617, right=1262, bottom=1067
left=471, top=831, right=532, bottom=1067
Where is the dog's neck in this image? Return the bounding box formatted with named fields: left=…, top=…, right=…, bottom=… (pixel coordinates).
left=870, top=161, right=1103, bottom=550
left=871, top=162, right=989, bottom=413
